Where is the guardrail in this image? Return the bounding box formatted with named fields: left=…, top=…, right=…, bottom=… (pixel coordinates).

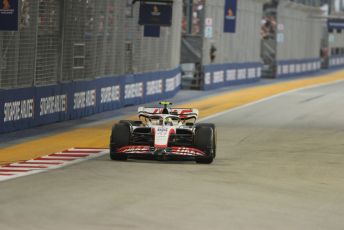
left=0, top=68, right=181, bottom=133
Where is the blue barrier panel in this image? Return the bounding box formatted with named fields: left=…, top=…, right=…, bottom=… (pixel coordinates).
left=143, top=68, right=180, bottom=103
left=277, top=58, right=321, bottom=78
left=123, top=74, right=145, bottom=106
left=0, top=67, right=181, bottom=133
left=0, top=87, right=35, bottom=132
left=34, top=83, right=72, bottom=126
left=202, top=62, right=262, bottom=90
left=329, top=55, right=344, bottom=69
left=96, top=75, right=124, bottom=114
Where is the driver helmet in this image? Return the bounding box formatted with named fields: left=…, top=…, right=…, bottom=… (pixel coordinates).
left=157, top=117, right=163, bottom=125
left=164, top=117, right=173, bottom=126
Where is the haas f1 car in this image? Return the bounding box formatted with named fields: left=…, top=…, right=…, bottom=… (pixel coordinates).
left=110, top=102, right=216, bottom=164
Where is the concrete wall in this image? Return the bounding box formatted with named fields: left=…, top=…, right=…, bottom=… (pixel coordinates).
left=329, top=29, right=344, bottom=54
left=276, top=2, right=323, bottom=61
left=131, top=0, right=183, bottom=73
left=202, top=0, right=267, bottom=65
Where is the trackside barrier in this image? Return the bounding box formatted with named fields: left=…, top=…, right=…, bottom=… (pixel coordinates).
left=277, top=58, right=321, bottom=78
left=329, top=55, right=344, bottom=69
left=202, top=62, right=263, bottom=90
left=0, top=68, right=181, bottom=133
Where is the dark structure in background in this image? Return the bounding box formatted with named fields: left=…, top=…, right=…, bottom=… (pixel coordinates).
left=180, top=0, right=204, bottom=89
left=260, top=0, right=278, bottom=78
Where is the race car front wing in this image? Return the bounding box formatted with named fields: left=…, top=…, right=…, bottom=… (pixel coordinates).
left=117, top=145, right=206, bottom=158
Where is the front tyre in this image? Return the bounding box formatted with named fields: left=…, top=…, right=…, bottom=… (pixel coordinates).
left=194, top=126, right=215, bottom=164
left=195, top=123, right=217, bottom=158
left=110, top=123, right=131, bottom=161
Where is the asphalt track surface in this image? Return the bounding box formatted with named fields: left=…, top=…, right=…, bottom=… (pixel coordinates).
left=1, top=81, right=344, bottom=230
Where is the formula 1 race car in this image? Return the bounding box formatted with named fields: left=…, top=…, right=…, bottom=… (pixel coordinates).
left=109, top=102, right=216, bottom=164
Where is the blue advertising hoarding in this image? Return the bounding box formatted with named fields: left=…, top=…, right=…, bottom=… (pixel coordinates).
left=223, top=0, right=237, bottom=33
left=328, top=19, right=344, bottom=31
left=202, top=62, right=262, bottom=90
left=0, top=68, right=181, bottom=133
left=139, top=2, right=172, bottom=26
left=0, top=0, right=18, bottom=31
left=276, top=58, right=321, bottom=78
left=144, top=25, right=161, bottom=37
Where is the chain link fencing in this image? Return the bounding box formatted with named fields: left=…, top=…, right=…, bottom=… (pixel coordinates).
left=0, top=0, right=182, bottom=89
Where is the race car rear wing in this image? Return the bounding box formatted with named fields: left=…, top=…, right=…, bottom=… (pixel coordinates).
left=138, top=107, right=199, bottom=121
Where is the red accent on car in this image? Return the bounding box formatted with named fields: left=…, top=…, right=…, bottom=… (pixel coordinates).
left=118, top=146, right=151, bottom=153
left=172, top=109, right=193, bottom=119
left=171, top=147, right=206, bottom=156
left=153, top=108, right=162, bottom=114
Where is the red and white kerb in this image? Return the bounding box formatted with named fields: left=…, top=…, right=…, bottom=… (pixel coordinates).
left=0, top=148, right=108, bottom=182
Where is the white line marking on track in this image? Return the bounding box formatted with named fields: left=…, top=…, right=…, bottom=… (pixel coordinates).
left=199, top=79, right=344, bottom=122
left=0, top=148, right=109, bottom=182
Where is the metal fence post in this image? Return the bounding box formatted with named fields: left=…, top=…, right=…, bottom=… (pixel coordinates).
left=32, top=0, right=40, bottom=87
left=58, top=0, right=66, bottom=83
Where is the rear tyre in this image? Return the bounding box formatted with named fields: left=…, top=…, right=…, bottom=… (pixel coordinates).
left=194, top=126, right=215, bottom=164
left=110, top=123, right=131, bottom=161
